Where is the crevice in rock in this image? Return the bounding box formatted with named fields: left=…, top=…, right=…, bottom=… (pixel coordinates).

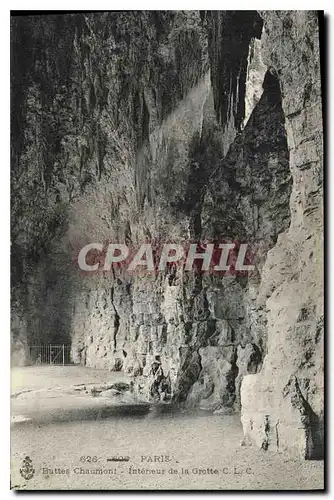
left=110, top=286, right=120, bottom=352
left=283, top=376, right=324, bottom=459
left=261, top=414, right=270, bottom=451
left=275, top=420, right=280, bottom=451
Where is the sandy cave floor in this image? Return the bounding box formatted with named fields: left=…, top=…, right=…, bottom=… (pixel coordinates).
left=11, top=365, right=324, bottom=491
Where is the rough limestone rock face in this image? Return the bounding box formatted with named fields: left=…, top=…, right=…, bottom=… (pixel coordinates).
left=240, top=11, right=323, bottom=459
left=11, top=11, right=323, bottom=459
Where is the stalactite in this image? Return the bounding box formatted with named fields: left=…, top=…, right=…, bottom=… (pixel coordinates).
left=206, top=10, right=263, bottom=131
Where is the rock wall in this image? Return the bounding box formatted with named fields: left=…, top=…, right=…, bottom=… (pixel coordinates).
left=11, top=11, right=323, bottom=458
left=240, top=11, right=324, bottom=460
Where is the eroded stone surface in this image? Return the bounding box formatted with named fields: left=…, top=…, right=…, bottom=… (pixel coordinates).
left=11, top=11, right=323, bottom=459
left=240, top=11, right=323, bottom=459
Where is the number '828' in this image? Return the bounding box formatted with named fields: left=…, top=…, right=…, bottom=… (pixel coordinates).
left=80, top=456, right=98, bottom=463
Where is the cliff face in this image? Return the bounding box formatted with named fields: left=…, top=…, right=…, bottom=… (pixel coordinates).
left=240, top=11, right=324, bottom=460
left=11, top=11, right=323, bottom=459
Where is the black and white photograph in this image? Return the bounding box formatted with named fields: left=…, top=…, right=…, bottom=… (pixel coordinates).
left=10, top=9, right=324, bottom=491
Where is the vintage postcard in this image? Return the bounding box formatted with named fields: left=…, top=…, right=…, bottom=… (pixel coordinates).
left=10, top=10, right=324, bottom=491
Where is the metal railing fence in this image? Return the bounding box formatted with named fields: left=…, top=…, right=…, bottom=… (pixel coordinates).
left=28, top=345, right=72, bottom=365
